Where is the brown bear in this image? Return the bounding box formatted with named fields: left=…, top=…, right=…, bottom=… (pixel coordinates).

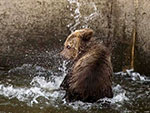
left=60, top=28, right=113, bottom=102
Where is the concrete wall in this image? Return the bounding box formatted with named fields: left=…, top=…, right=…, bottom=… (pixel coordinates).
left=0, top=0, right=149, bottom=75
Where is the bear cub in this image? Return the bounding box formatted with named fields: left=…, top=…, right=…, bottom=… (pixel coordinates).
left=60, top=28, right=113, bottom=102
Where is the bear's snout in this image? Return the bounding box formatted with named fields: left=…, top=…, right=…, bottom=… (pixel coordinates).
left=60, top=50, right=65, bottom=57
left=60, top=49, right=73, bottom=59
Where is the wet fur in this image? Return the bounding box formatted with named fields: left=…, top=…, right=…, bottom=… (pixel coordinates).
left=60, top=29, right=113, bottom=102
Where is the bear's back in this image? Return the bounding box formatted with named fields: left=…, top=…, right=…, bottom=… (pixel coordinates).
left=66, top=44, right=113, bottom=102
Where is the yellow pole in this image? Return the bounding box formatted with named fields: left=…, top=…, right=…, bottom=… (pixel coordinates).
left=131, top=0, right=139, bottom=69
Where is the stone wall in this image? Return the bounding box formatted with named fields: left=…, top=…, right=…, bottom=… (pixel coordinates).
left=0, top=0, right=149, bottom=75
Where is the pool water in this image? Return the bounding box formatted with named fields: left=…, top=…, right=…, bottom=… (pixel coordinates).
left=0, top=55, right=149, bottom=113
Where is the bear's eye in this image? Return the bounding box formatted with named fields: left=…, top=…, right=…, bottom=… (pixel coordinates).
left=66, top=45, right=71, bottom=49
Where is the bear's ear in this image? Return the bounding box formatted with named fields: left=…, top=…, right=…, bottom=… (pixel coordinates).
left=77, top=28, right=94, bottom=41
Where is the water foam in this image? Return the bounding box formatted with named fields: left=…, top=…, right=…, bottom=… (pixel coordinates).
left=111, top=85, right=129, bottom=104
left=0, top=60, right=69, bottom=106
left=115, top=69, right=150, bottom=82
left=0, top=84, right=51, bottom=105
left=0, top=60, right=131, bottom=109
left=2, top=61, right=149, bottom=110
left=61, top=84, right=129, bottom=110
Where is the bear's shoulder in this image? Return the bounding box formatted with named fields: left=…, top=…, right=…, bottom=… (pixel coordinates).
left=69, top=43, right=112, bottom=89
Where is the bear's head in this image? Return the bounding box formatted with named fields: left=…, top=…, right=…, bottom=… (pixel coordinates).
left=60, top=28, right=94, bottom=59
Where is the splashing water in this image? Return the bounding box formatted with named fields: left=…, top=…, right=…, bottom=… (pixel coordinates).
left=0, top=60, right=128, bottom=108
left=0, top=54, right=149, bottom=113
left=65, top=84, right=129, bottom=111
left=115, top=69, right=150, bottom=82
left=67, top=0, right=82, bottom=31
left=67, top=0, right=99, bottom=32
left=0, top=60, right=69, bottom=107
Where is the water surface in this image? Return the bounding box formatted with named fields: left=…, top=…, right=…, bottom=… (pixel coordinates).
left=0, top=54, right=149, bottom=113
